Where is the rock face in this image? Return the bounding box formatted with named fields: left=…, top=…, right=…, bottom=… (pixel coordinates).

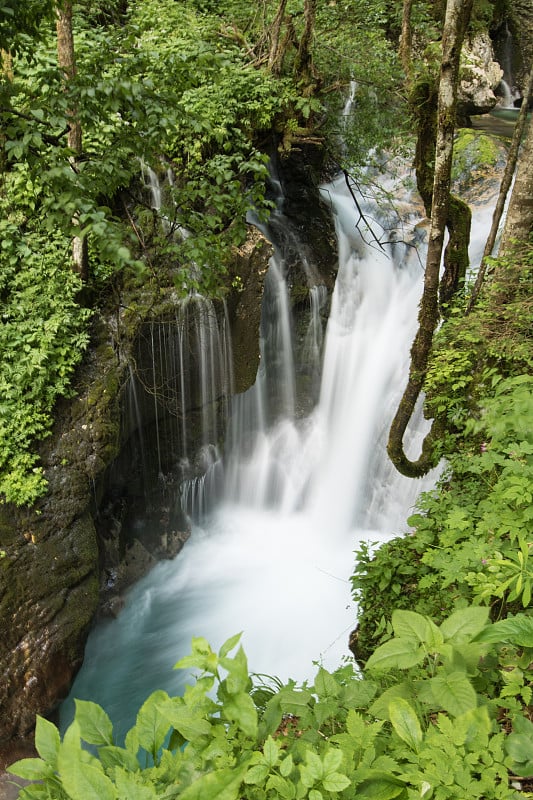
left=458, top=33, right=503, bottom=116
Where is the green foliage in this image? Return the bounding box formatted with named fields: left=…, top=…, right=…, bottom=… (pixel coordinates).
left=0, top=218, right=91, bottom=505
left=9, top=613, right=530, bottom=800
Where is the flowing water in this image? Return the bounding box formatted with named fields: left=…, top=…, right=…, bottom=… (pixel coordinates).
left=60, top=167, right=491, bottom=742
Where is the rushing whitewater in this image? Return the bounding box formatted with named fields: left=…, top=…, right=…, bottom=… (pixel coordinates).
left=61, top=169, right=448, bottom=741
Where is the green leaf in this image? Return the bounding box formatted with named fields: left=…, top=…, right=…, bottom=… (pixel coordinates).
left=314, top=668, right=341, bottom=699
left=222, top=690, right=258, bottom=738
left=244, top=764, right=270, bottom=785
left=114, top=768, right=158, bottom=799
left=34, top=715, right=60, bottom=766
left=392, top=610, right=442, bottom=649
left=98, top=745, right=140, bottom=773
left=388, top=698, right=423, bottom=751
left=280, top=753, right=294, bottom=778
left=428, top=671, right=477, bottom=716
left=179, top=763, right=249, bottom=800
left=473, top=614, right=533, bottom=647
left=135, top=690, right=171, bottom=756
left=160, top=698, right=211, bottom=741
left=322, top=772, right=351, bottom=792
left=365, top=637, right=425, bottom=672
left=300, top=751, right=324, bottom=787
left=7, top=758, right=53, bottom=781
left=58, top=758, right=116, bottom=800
left=75, top=699, right=114, bottom=746
left=354, top=769, right=406, bottom=799
left=218, top=632, right=242, bottom=658
left=505, top=733, right=533, bottom=765
left=263, top=735, right=280, bottom=768
left=265, top=774, right=296, bottom=799
left=439, top=607, right=490, bottom=643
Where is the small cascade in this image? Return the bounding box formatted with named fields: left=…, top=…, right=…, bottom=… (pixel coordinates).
left=495, top=22, right=520, bottom=109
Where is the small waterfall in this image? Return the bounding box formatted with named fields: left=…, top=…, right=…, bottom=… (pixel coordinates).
left=61, top=161, right=498, bottom=744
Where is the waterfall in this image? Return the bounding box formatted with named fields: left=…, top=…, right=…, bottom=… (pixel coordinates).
left=60, top=164, right=495, bottom=744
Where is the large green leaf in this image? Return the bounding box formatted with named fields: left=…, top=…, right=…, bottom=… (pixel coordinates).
left=365, top=638, right=425, bottom=672
left=439, top=607, right=489, bottom=643
left=58, top=758, right=116, bottom=800
left=34, top=715, right=60, bottom=766
left=388, top=698, right=423, bottom=751
left=354, top=769, right=406, bottom=799
left=179, top=763, right=249, bottom=800
left=221, top=690, right=258, bottom=738
left=7, top=757, right=54, bottom=781
left=75, top=699, right=114, bottom=747
left=161, top=697, right=211, bottom=741
left=473, top=614, right=533, bottom=647
left=392, top=610, right=443, bottom=649
left=135, top=690, right=172, bottom=756
left=428, top=671, right=477, bottom=717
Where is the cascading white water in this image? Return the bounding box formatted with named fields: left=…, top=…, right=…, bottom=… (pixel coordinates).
left=60, top=166, right=494, bottom=744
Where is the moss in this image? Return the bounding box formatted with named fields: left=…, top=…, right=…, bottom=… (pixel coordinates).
left=452, top=128, right=504, bottom=191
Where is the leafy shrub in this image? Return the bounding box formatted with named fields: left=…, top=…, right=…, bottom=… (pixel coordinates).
left=9, top=612, right=532, bottom=800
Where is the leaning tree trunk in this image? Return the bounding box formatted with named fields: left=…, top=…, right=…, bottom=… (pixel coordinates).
left=499, top=80, right=533, bottom=255
left=268, top=0, right=288, bottom=74
left=467, top=62, right=533, bottom=309
left=387, top=0, right=474, bottom=478
left=56, top=0, right=88, bottom=280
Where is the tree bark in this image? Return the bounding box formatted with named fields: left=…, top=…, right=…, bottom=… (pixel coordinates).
left=467, top=62, right=533, bottom=309
left=295, top=0, right=317, bottom=82
left=399, top=0, right=414, bottom=82
left=499, top=76, right=533, bottom=255
left=268, top=0, right=288, bottom=74
left=387, top=0, right=474, bottom=478
left=56, top=0, right=87, bottom=280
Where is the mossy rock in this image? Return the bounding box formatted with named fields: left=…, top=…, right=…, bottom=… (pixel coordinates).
left=452, top=128, right=507, bottom=196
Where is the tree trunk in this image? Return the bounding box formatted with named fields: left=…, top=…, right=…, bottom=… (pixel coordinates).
left=467, top=62, right=533, bottom=309
left=387, top=0, right=474, bottom=478
left=56, top=0, right=88, bottom=280
left=499, top=87, right=533, bottom=254
left=268, top=0, right=288, bottom=74
left=399, top=0, right=414, bottom=82
left=295, top=0, right=317, bottom=82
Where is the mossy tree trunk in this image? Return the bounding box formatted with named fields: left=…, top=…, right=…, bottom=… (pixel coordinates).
left=387, top=0, right=474, bottom=479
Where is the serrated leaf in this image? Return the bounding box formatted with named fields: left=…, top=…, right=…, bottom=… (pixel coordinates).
left=74, top=699, right=114, bottom=746
left=266, top=773, right=296, bottom=799
left=388, top=698, right=422, bottom=751
left=322, top=772, right=351, bottom=792
left=7, top=757, right=53, bottom=781
left=314, top=668, right=340, bottom=699
left=280, top=753, right=294, bottom=777
left=135, top=690, right=171, bottom=755
left=263, top=735, right=280, bottom=768
left=161, top=698, right=211, bottom=741
left=179, top=763, right=248, bottom=800
left=392, top=610, right=443, bottom=649
left=34, top=715, right=60, bottom=766
left=222, top=690, right=258, bottom=738
left=429, top=671, right=477, bottom=717
left=244, top=763, right=270, bottom=785
left=323, top=747, right=343, bottom=776
left=365, top=637, right=425, bottom=672
left=99, top=745, right=140, bottom=773
left=473, top=614, right=533, bottom=647
left=440, top=607, right=490, bottom=643
left=115, top=768, right=158, bottom=799
left=58, top=758, right=116, bottom=800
